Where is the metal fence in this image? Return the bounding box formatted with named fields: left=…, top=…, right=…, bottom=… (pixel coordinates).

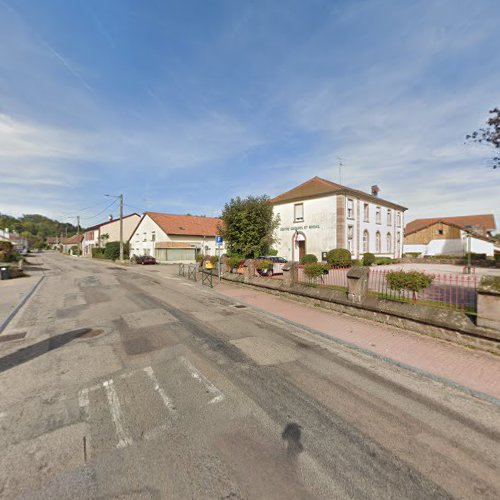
left=297, top=265, right=349, bottom=290
left=368, top=268, right=478, bottom=312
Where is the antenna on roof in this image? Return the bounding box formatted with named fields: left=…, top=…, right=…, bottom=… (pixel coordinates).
left=337, top=157, right=344, bottom=185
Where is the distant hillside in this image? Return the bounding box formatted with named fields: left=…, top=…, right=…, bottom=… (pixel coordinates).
left=0, top=213, right=80, bottom=245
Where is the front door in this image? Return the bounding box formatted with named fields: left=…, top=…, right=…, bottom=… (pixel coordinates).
left=298, top=240, right=306, bottom=261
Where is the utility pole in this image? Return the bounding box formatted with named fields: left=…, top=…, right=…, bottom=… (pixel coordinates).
left=119, top=194, right=124, bottom=262
left=77, top=216, right=80, bottom=234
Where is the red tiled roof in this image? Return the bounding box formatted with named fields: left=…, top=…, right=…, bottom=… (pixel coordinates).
left=62, top=234, right=83, bottom=245
left=145, top=212, right=222, bottom=237
left=405, top=214, right=496, bottom=236
left=270, top=176, right=407, bottom=210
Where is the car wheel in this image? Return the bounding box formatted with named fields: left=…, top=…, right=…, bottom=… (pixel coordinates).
left=267, top=269, right=273, bottom=277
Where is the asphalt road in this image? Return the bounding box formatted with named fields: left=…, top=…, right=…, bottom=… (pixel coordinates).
left=0, top=252, right=499, bottom=499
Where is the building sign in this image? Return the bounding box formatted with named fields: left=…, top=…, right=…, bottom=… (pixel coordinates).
left=280, top=225, right=320, bottom=231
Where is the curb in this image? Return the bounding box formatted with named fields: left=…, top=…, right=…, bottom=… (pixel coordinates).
left=0, top=276, right=45, bottom=335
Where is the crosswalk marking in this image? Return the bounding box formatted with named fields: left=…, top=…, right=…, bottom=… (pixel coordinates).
left=179, top=356, right=225, bottom=404
left=102, top=379, right=133, bottom=449
left=143, top=366, right=175, bottom=411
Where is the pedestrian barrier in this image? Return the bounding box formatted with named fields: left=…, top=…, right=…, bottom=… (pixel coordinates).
left=201, top=269, right=214, bottom=288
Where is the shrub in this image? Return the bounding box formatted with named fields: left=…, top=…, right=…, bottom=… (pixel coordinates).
left=267, top=248, right=278, bottom=256
left=375, top=257, right=392, bottom=265
left=92, top=247, right=106, bottom=259
left=403, top=252, right=422, bottom=258
left=228, top=255, right=242, bottom=271
left=255, top=259, right=272, bottom=270
left=326, top=248, right=352, bottom=267
left=0, top=241, right=13, bottom=262
left=70, top=245, right=81, bottom=256
left=301, top=253, right=318, bottom=264
left=303, top=262, right=329, bottom=279
left=195, top=253, right=204, bottom=263
left=209, top=255, right=219, bottom=265
left=386, top=270, right=434, bottom=301
left=103, top=241, right=130, bottom=260
left=362, top=252, right=376, bottom=266
left=467, top=252, right=487, bottom=261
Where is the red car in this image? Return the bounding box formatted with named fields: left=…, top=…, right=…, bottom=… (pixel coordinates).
left=136, top=255, right=156, bottom=265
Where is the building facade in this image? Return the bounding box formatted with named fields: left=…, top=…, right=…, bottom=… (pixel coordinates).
left=271, top=177, right=407, bottom=261
left=82, top=214, right=140, bottom=257
left=404, top=216, right=498, bottom=256
left=129, top=212, right=224, bottom=263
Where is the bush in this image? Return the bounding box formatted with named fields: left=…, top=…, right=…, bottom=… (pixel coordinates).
left=255, top=259, right=272, bottom=270
left=70, top=245, right=81, bottom=256
left=326, top=248, right=352, bottom=267
left=375, top=257, right=393, bottom=265
left=103, top=241, right=130, bottom=260
left=301, top=253, right=318, bottom=264
left=467, top=252, right=487, bottom=261
left=267, top=248, right=278, bottom=256
left=92, top=247, right=106, bottom=259
left=386, top=270, right=434, bottom=299
left=209, top=255, right=219, bottom=265
left=195, top=253, right=204, bottom=263
left=0, top=241, right=13, bottom=262
left=403, top=252, right=422, bottom=258
left=303, top=262, right=329, bottom=279
left=228, top=255, right=242, bottom=271
left=362, top=252, right=376, bottom=266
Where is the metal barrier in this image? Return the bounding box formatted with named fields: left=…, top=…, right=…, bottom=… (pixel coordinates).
left=201, top=269, right=213, bottom=288
left=187, top=264, right=197, bottom=282
left=178, top=263, right=186, bottom=276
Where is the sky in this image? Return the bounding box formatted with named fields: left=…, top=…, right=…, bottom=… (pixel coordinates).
left=0, top=0, right=499, bottom=227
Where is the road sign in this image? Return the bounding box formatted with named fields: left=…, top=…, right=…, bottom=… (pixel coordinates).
left=215, top=235, right=223, bottom=245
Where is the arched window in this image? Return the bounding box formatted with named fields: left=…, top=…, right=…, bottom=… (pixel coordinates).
left=386, top=232, right=392, bottom=253
left=375, top=231, right=381, bottom=253
left=363, top=230, right=369, bottom=253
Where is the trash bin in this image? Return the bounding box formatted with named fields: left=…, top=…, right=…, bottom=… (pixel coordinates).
left=0, top=267, right=11, bottom=280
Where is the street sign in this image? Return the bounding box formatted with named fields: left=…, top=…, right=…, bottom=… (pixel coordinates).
left=215, top=235, right=223, bottom=245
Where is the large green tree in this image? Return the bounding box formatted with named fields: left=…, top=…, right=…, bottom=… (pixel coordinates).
left=0, top=213, right=79, bottom=240
left=466, top=107, right=500, bottom=169
left=219, top=195, right=280, bottom=258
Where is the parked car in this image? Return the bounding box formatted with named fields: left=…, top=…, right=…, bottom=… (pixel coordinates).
left=136, top=255, right=156, bottom=265
left=255, top=256, right=287, bottom=276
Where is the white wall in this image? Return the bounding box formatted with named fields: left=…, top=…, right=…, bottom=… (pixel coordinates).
left=129, top=214, right=224, bottom=263
left=273, top=195, right=337, bottom=261
left=404, top=236, right=494, bottom=256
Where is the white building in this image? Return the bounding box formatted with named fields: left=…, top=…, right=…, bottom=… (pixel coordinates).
left=271, top=176, right=407, bottom=261
left=129, top=212, right=224, bottom=263
left=82, top=213, right=140, bottom=257
left=404, top=215, right=498, bottom=256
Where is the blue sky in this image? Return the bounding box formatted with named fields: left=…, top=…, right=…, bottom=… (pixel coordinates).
left=0, top=0, right=499, bottom=227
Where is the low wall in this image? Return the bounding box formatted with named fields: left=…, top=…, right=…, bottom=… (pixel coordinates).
left=221, top=272, right=500, bottom=354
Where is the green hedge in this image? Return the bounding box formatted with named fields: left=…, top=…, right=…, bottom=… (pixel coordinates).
left=386, top=270, right=434, bottom=294
left=375, top=257, right=393, bottom=265
left=362, top=252, right=376, bottom=266
left=326, top=248, right=352, bottom=267
left=303, top=262, right=329, bottom=279
left=301, top=253, right=318, bottom=264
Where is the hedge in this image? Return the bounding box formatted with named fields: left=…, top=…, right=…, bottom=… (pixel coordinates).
left=301, top=254, right=318, bottom=264
left=326, top=248, right=352, bottom=267
left=362, top=252, right=376, bottom=266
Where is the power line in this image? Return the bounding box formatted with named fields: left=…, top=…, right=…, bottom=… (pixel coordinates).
left=123, top=202, right=146, bottom=213
left=79, top=199, right=118, bottom=221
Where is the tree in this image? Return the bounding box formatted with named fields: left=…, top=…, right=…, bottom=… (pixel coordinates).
left=220, top=195, right=280, bottom=258
left=466, top=107, right=500, bottom=169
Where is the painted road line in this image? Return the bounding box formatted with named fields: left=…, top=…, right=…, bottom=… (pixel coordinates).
left=78, top=388, right=90, bottom=420
left=179, top=356, right=225, bottom=404
left=143, top=366, right=175, bottom=412
left=102, top=379, right=133, bottom=449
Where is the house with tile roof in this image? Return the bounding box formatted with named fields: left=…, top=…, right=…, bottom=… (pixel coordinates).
left=404, top=214, right=498, bottom=257
left=61, top=234, right=84, bottom=255
left=82, top=213, right=140, bottom=257
left=271, top=176, right=407, bottom=261
left=128, top=212, right=223, bottom=263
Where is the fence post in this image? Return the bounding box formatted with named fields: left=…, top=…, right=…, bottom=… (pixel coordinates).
left=347, top=266, right=369, bottom=303
left=243, top=260, right=255, bottom=283
left=476, top=275, right=500, bottom=330
left=283, top=262, right=297, bottom=287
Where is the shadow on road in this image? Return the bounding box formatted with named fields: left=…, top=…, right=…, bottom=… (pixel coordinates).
left=282, top=422, right=304, bottom=458
left=0, top=328, right=91, bottom=374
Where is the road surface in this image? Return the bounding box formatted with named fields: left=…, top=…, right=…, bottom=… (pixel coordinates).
left=0, top=252, right=499, bottom=499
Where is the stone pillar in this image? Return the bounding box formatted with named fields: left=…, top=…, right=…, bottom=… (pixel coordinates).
left=346, top=266, right=369, bottom=303
left=220, top=255, right=230, bottom=274
left=243, top=260, right=256, bottom=283
left=477, top=275, right=500, bottom=330
left=283, top=262, right=297, bottom=287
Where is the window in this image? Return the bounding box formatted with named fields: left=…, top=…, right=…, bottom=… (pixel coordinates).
left=347, top=225, right=354, bottom=252
left=387, top=209, right=392, bottom=226
left=151, top=231, right=156, bottom=242
left=375, top=231, right=381, bottom=252
left=363, top=203, right=369, bottom=222
left=347, top=198, right=354, bottom=219
left=386, top=232, right=392, bottom=252
left=437, top=229, right=443, bottom=235
left=294, top=203, right=304, bottom=222
left=363, top=230, right=369, bottom=253
left=376, top=206, right=381, bottom=224
left=397, top=212, right=401, bottom=227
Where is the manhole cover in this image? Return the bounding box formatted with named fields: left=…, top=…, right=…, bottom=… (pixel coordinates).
left=78, top=329, right=104, bottom=339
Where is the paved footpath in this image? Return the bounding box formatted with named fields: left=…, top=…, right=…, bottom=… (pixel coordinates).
left=215, top=280, right=500, bottom=400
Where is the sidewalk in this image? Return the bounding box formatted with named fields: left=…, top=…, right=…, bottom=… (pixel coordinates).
left=215, top=280, right=500, bottom=401
left=0, top=259, right=45, bottom=333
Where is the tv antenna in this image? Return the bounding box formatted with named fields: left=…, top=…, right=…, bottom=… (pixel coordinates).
left=337, top=157, right=344, bottom=185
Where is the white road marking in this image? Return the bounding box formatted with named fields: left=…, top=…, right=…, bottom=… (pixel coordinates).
left=78, top=388, right=90, bottom=420
left=102, top=379, right=133, bottom=448
left=179, top=356, right=225, bottom=404
left=143, top=366, right=175, bottom=411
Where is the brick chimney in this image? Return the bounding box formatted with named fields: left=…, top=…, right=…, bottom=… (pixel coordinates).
left=371, top=185, right=380, bottom=197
